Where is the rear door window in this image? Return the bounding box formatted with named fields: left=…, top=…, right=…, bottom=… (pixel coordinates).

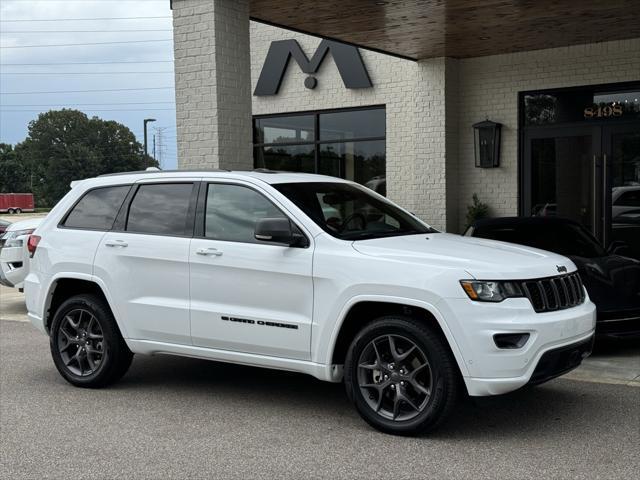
left=63, top=186, right=130, bottom=231
left=126, top=183, right=195, bottom=236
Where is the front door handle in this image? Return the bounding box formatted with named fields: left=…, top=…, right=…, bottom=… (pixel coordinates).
left=196, top=247, right=223, bottom=257
left=105, top=240, right=128, bottom=248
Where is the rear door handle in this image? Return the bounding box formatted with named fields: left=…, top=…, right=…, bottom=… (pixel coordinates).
left=105, top=240, right=128, bottom=248
left=196, top=247, right=223, bottom=257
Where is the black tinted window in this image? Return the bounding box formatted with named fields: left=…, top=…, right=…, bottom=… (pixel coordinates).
left=275, top=182, right=434, bottom=240
left=319, top=108, right=385, bottom=140
left=64, top=186, right=129, bottom=230
left=126, top=183, right=194, bottom=235
left=205, top=184, right=286, bottom=243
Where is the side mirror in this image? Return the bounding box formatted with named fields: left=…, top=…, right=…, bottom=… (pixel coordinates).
left=608, top=240, right=630, bottom=256
left=254, top=218, right=308, bottom=247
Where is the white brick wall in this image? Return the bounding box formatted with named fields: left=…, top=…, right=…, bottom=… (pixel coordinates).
left=456, top=39, right=640, bottom=230
left=173, top=0, right=252, bottom=170
left=250, top=22, right=452, bottom=229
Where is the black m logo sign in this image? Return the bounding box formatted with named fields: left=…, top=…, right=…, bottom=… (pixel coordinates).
left=254, top=39, right=372, bottom=96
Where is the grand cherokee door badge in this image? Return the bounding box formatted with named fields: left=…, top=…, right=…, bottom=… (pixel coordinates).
left=221, top=316, right=298, bottom=330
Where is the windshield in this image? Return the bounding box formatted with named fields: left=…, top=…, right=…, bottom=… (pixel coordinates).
left=274, top=182, right=436, bottom=240
left=472, top=221, right=606, bottom=258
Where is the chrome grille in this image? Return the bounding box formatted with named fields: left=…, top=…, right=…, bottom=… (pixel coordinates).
left=522, top=273, right=585, bottom=313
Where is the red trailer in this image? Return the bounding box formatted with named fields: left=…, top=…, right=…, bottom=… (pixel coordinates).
left=0, top=193, right=35, bottom=214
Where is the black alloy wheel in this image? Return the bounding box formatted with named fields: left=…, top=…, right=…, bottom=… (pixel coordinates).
left=50, top=294, right=133, bottom=388
left=56, top=308, right=106, bottom=377
left=345, top=316, right=459, bottom=435
left=357, top=334, right=433, bottom=421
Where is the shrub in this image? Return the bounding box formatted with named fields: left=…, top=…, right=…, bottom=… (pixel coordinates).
left=466, top=193, right=490, bottom=227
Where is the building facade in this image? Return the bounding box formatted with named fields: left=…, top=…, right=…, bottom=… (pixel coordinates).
left=172, top=0, right=640, bottom=249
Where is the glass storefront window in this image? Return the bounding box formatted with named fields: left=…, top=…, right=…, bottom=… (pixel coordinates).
left=523, top=87, right=640, bottom=126
left=254, top=145, right=315, bottom=173
left=253, top=107, right=386, bottom=194
left=254, top=115, right=314, bottom=144
left=319, top=141, right=386, bottom=195
left=319, top=108, right=386, bottom=141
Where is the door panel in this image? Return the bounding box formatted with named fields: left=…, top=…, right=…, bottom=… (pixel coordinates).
left=524, top=127, right=601, bottom=239
left=189, top=182, right=313, bottom=360
left=189, top=240, right=313, bottom=359
left=604, top=125, right=640, bottom=259
left=94, top=233, right=192, bottom=344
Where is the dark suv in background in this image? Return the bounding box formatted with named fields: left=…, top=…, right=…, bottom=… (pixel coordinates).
left=465, top=217, right=640, bottom=338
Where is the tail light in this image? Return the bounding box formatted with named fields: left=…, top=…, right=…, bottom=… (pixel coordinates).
left=27, top=235, right=41, bottom=258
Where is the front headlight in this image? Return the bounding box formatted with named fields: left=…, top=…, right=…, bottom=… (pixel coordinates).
left=460, top=280, right=524, bottom=302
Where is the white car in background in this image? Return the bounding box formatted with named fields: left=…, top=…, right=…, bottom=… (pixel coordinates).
left=0, top=217, right=43, bottom=290
left=612, top=186, right=640, bottom=218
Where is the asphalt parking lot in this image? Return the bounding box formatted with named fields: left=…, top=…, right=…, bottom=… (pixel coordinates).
left=1, top=288, right=639, bottom=479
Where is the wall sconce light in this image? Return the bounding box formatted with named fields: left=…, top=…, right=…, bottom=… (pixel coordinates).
left=473, top=119, right=502, bottom=168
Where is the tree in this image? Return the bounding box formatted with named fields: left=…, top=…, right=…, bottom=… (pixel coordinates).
left=0, top=143, right=30, bottom=193
left=18, top=109, right=157, bottom=206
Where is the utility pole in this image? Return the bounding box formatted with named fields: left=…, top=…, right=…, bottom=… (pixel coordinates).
left=153, top=126, right=168, bottom=169
left=153, top=134, right=156, bottom=162
left=143, top=118, right=156, bottom=156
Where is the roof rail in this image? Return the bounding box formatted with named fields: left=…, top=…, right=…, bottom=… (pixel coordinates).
left=98, top=168, right=232, bottom=178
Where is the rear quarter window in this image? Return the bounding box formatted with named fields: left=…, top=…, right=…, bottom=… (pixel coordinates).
left=63, top=186, right=130, bottom=231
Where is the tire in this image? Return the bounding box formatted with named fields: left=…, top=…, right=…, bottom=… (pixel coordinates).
left=7, top=208, right=14, bottom=214
left=49, top=294, right=133, bottom=388
left=344, top=315, right=459, bottom=436
left=14, top=208, right=22, bottom=214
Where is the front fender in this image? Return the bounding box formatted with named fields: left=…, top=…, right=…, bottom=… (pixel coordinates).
left=321, top=294, right=470, bottom=378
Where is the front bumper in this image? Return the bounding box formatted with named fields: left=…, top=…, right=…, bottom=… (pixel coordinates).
left=527, top=335, right=594, bottom=385
left=0, top=245, right=27, bottom=288
left=436, top=295, right=596, bottom=396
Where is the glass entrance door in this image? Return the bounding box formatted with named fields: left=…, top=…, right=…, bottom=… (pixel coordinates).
left=604, top=125, right=640, bottom=259
left=523, top=126, right=602, bottom=239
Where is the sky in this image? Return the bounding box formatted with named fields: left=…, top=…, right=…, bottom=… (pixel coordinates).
left=0, top=0, right=177, bottom=169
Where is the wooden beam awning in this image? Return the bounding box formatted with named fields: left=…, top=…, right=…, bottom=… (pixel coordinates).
left=250, top=0, right=640, bottom=60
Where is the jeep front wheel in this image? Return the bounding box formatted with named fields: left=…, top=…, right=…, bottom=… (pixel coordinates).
left=344, top=316, right=459, bottom=435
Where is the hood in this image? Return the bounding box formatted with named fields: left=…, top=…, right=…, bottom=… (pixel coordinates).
left=351, top=233, right=575, bottom=280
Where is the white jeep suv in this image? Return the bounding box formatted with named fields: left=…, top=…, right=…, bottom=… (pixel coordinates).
left=25, top=170, right=596, bottom=435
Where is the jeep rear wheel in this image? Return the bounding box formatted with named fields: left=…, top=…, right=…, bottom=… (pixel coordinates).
left=50, top=294, right=133, bottom=388
left=344, top=316, right=459, bottom=435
